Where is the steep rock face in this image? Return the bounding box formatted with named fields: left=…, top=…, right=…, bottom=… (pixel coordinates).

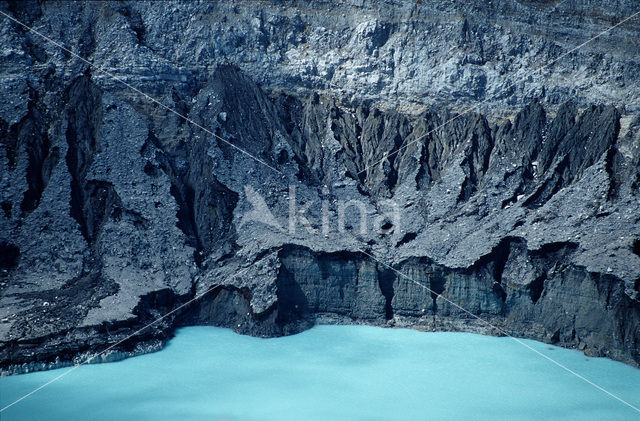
left=1, top=0, right=640, bottom=372
left=271, top=241, right=640, bottom=364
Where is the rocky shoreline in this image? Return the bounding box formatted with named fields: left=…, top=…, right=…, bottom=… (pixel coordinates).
left=6, top=311, right=634, bottom=377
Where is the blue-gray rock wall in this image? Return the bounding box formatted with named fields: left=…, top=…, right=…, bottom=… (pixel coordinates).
left=1, top=0, right=640, bottom=372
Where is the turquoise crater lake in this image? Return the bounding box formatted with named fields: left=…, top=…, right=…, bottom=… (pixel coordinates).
left=2, top=325, right=639, bottom=420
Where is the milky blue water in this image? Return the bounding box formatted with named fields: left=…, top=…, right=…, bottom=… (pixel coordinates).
left=1, top=325, right=639, bottom=420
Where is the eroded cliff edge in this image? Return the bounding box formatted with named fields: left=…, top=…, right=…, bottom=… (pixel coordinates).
left=1, top=0, right=640, bottom=372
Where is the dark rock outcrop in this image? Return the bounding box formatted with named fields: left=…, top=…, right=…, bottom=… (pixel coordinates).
left=1, top=0, right=640, bottom=372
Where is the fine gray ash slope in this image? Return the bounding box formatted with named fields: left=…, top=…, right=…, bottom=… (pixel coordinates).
left=1, top=0, right=640, bottom=372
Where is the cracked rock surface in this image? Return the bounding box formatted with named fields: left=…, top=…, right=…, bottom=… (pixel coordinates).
left=1, top=0, right=640, bottom=372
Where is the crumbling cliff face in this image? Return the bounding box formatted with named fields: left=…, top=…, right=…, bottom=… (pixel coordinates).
left=1, top=0, right=640, bottom=372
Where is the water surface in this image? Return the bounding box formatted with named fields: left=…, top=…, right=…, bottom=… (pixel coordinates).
left=2, top=325, right=639, bottom=420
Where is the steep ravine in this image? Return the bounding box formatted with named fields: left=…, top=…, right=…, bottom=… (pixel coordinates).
left=3, top=72, right=640, bottom=370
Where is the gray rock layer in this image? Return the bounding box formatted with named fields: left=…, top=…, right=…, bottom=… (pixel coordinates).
left=1, top=0, right=640, bottom=372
